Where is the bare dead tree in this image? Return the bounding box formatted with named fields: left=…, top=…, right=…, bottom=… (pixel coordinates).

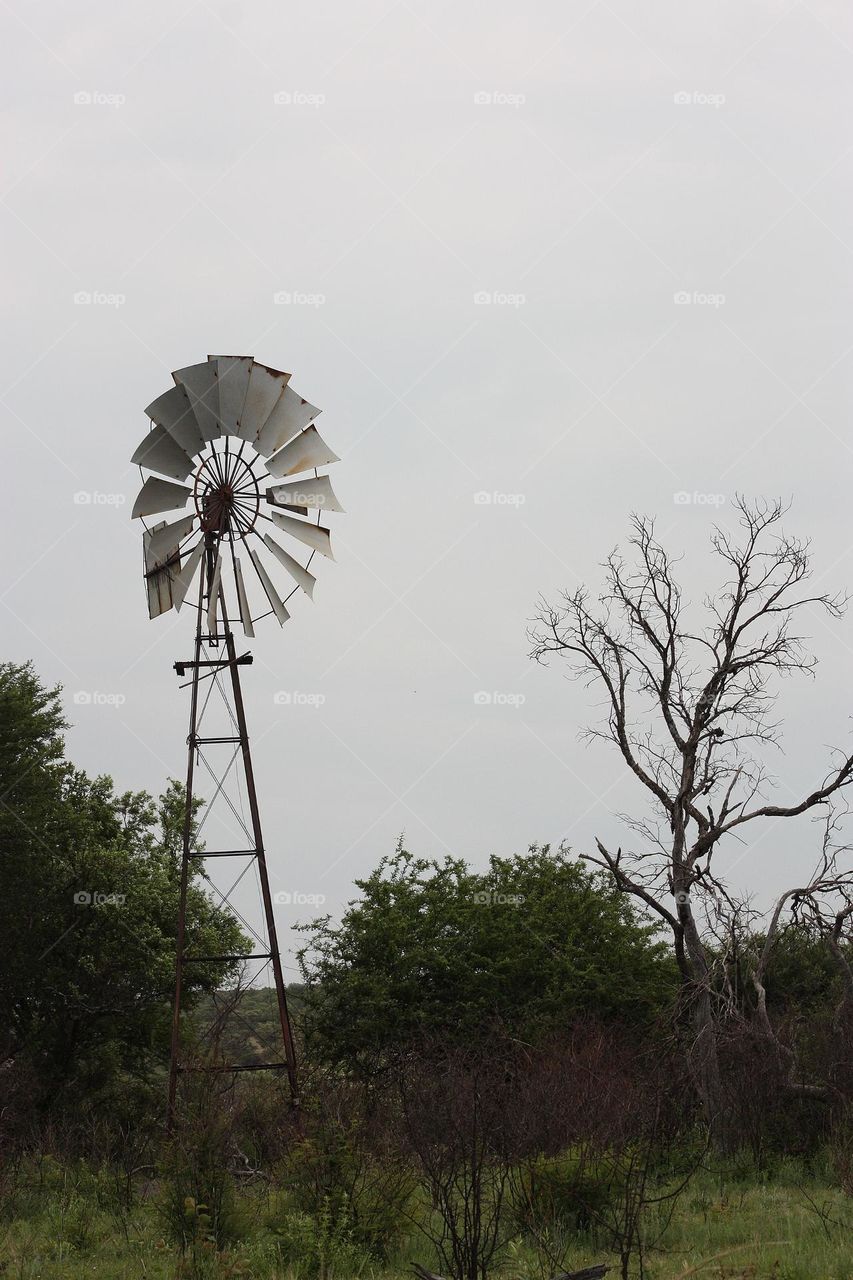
left=529, top=498, right=853, bottom=1148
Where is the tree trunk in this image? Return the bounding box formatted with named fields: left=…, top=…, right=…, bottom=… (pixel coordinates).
left=690, top=981, right=728, bottom=1151
left=681, top=908, right=730, bottom=1152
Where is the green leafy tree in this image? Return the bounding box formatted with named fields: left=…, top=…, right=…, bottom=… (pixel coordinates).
left=298, top=842, right=676, bottom=1073
left=0, top=661, right=248, bottom=1111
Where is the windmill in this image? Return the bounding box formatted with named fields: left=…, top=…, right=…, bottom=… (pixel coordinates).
left=130, top=355, right=343, bottom=1119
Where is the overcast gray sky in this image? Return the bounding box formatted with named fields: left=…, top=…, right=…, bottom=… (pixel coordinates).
left=2, top=0, right=853, bottom=971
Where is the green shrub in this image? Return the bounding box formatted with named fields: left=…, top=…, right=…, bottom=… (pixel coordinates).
left=37, top=1158, right=119, bottom=1255
left=272, top=1200, right=371, bottom=1278
left=44, top=1188, right=100, bottom=1255
left=282, top=1130, right=413, bottom=1258
left=172, top=1198, right=252, bottom=1280
left=511, top=1150, right=616, bottom=1237
left=158, top=1125, right=246, bottom=1253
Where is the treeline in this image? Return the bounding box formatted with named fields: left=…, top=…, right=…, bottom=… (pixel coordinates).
left=2, top=657, right=851, bottom=1157
left=3, top=656, right=853, bottom=1278
left=0, top=660, right=246, bottom=1132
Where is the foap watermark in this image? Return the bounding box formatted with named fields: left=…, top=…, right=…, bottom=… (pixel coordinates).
left=474, top=690, right=526, bottom=708
left=473, top=490, right=526, bottom=507
left=673, top=491, right=726, bottom=507
left=271, top=486, right=334, bottom=508
left=473, top=290, right=526, bottom=307
left=474, top=90, right=526, bottom=108
left=273, top=290, right=326, bottom=307
left=74, top=890, right=126, bottom=906
left=74, top=490, right=126, bottom=506
left=74, top=290, right=126, bottom=308
left=673, top=290, right=725, bottom=308
left=273, top=90, right=325, bottom=107
left=73, top=691, right=126, bottom=708
left=274, top=890, right=326, bottom=906
left=273, top=691, right=326, bottom=707
left=673, top=90, right=726, bottom=108
left=73, top=90, right=126, bottom=108
left=470, top=890, right=526, bottom=906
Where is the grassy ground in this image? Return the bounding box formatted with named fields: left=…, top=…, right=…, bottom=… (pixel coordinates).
left=1, top=1164, right=852, bottom=1279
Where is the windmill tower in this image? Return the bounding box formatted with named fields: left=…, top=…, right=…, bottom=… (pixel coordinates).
left=129, top=355, right=343, bottom=1119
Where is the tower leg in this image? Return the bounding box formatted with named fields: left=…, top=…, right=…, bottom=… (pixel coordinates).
left=167, top=577, right=204, bottom=1127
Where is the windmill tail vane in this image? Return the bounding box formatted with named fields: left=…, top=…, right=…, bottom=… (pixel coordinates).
left=130, top=355, right=343, bottom=1121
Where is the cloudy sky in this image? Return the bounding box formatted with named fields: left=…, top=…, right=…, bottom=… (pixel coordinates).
left=2, top=0, right=853, bottom=971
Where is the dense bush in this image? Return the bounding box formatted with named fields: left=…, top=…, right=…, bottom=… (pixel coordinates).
left=298, top=842, right=677, bottom=1074
left=0, top=661, right=247, bottom=1123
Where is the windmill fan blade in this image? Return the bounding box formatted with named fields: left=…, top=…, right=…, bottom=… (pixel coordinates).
left=145, top=384, right=206, bottom=456
left=173, top=362, right=220, bottom=441
left=131, top=425, right=195, bottom=481
left=269, top=511, right=335, bottom=560
left=173, top=538, right=204, bottom=611
left=234, top=556, right=255, bottom=638
left=264, top=534, right=316, bottom=599
left=146, top=513, right=196, bottom=562
left=210, top=355, right=252, bottom=435
left=266, top=425, right=340, bottom=478
left=238, top=360, right=291, bottom=441
left=132, top=476, right=193, bottom=519
left=143, top=522, right=182, bottom=619
left=267, top=475, right=344, bottom=514
left=249, top=548, right=290, bottom=625
left=255, top=384, right=320, bottom=457
left=207, top=549, right=223, bottom=634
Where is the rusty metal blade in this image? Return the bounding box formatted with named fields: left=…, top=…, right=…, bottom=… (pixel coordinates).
left=255, top=384, right=320, bottom=456
left=132, top=476, right=193, bottom=519
left=143, top=522, right=181, bottom=618
left=173, top=362, right=220, bottom=441
left=238, top=361, right=291, bottom=441
left=269, top=511, right=334, bottom=560
left=131, top=424, right=195, bottom=481
left=173, top=538, right=204, bottom=611
left=145, top=384, right=206, bottom=456
left=263, top=534, right=316, bottom=599
left=249, top=548, right=290, bottom=625
left=234, top=556, right=255, bottom=638
left=266, top=475, right=344, bottom=514
left=266, top=424, right=340, bottom=478
left=146, top=513, right=196, bottom=562
left=210, top=355, right=252, bottom=435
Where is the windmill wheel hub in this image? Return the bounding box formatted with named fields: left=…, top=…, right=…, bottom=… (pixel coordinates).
left=194, top=448, right=260, bottom=536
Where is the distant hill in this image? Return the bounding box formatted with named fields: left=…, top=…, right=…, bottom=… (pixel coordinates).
left=189, top=985, right=307, bottom=1066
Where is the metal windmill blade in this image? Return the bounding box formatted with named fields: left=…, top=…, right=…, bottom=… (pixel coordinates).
left=130, top=355, right=343, bottom=1123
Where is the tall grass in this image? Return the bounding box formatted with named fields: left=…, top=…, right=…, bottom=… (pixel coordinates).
left=0, top=1154, right=851, bottom=1278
